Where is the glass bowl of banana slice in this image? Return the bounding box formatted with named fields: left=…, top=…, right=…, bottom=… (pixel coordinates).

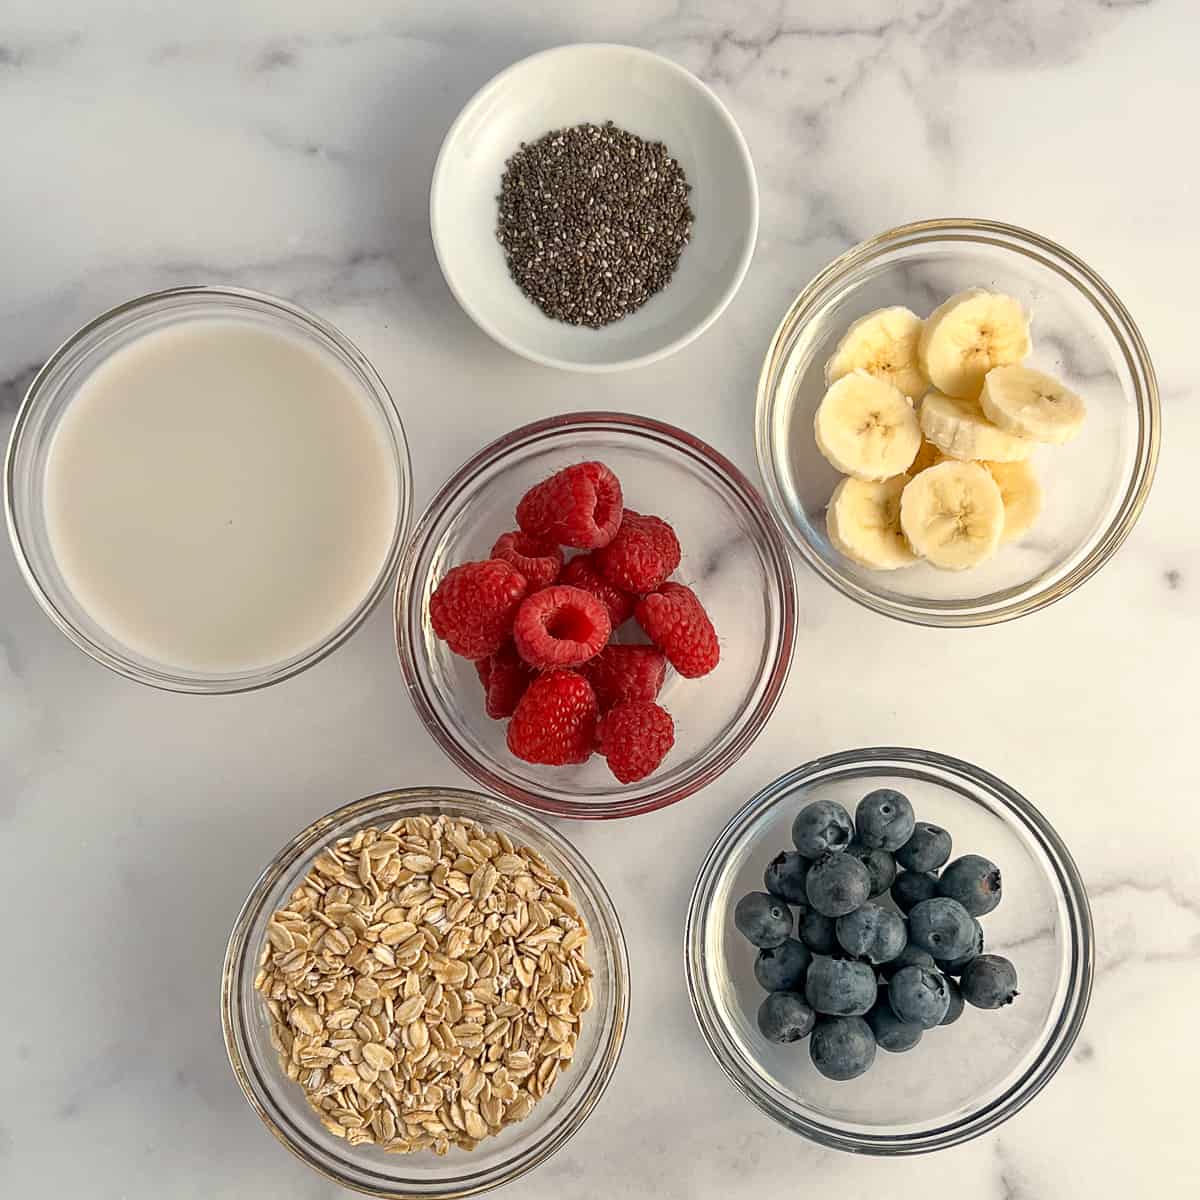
left=755, top=218, right=1160, bottom=626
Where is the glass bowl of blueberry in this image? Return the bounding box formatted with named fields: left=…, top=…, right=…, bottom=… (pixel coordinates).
left=684, top=747, right=1093, bottom=1154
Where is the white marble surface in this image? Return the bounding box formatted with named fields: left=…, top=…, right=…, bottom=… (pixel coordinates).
left=2, top=1, right=1197, bottom=1196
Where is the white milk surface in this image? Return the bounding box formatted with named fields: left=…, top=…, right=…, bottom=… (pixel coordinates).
left=44, top=318, right=399, bottom=673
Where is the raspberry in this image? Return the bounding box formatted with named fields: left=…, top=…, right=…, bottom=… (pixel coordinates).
left=512, top=585, right=611, bottom=669
left=429, top=560, right=527, bottom=660
left=476, top=642, right=534, bottom=719
left=597, top=700, right=675, bottom=783
left=635, top=582, right=720, bottom=678
left=490, top=530, right=563, bottom=591
left=594, top=510, right=681, bottom=593
left=559, top=553, right=636, bottom=627
left=516, top=461, right=623, bottom=550
left=582, top=644, right=667, bottom=710
left=506, top=670, right=599, bottom=766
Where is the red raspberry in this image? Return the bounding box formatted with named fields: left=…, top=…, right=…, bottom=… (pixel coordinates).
left=429, top=560, right=527, bottom=660
left=507, top=670, right=599, bottom=766
left=475, top=642, right=534, bottom=719
left=490, top=530, right=563, bottom=591
left=560, top=553, right=636, bottom=627
left=516, top=461, right=623, bottom=550
left=582, top=644, right=667, bottom=710
left=597, top=700, right=675, bottom=783
left=512, top=585, right=611, bottom=669
left=594, top=510, right=681, bottom=593
left=635, top=582, right=720, bottom=678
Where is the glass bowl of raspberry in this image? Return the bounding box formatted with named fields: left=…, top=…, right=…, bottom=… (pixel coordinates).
left=395, top=413, right=797, bottom=819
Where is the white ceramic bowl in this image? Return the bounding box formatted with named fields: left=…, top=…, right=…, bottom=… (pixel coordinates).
left=430, top=44, right=758, bottom=372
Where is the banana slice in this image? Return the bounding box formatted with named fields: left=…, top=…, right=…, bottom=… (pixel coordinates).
left=980, top=364, right=1085, bottom=444
left=920, top=390, right=1033, bottom=463
left=825, top=306, right=928, bottom=403
left=909, top=439, right=947, bottom=475
left=918, top=289, right=1031, bottom=399
left=984, top=460, right=1043, bottom=543
left=900, top=460, right=1005, bottom=570
left=814, top=371, right=921, bottom=481
left=826, top=476, right=917, bottom=570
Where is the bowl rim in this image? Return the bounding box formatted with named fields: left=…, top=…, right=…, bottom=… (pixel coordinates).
left=394, top=410, right=797, bottom=820
left=754, top=216, right=1161, bottom=627
left=428, top=41, right=760, bottom=373
left=684, top=746, right=1095, bottom=1155
left=221, top=785, right=631, bottom=1197
left=3, top=284, right=414, bottom=694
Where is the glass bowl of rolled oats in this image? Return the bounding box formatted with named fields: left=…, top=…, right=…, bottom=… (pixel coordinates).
left=221, top=787, right=629, bottom=1196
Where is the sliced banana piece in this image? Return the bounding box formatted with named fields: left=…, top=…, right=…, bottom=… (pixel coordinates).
left=900, top=460, right=1005, bottom=570
left=984, top=460, right=1043, bottom=543
left=826, top=476, right=917, bottom=570
left=814, top=371, right=921, bottom=481
left=918, top=288, right=1031, bottom=399
left=980, top=364, right=1085, bottom=444
left=825, top=306, right=928, bottom=402
left=909, top=439, right=947, bottom=475
left=920, top=390, right=1033, bottom=463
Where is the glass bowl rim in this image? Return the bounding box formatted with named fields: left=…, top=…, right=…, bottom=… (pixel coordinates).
left=3, top=284, right=414, bottom=694
left=754, top=216, right=1161, bottom=628
left=684, top=745, right=1094, bottom=1155
left=221, top=784, right=631, bottom=1198
left=393, top=410, right=798, bottom=820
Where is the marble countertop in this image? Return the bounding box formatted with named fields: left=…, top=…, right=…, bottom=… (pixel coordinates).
left=2, top=1, right=1196, bottom=1196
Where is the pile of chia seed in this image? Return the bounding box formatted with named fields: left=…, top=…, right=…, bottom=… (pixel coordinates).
left=495, top=120, right=694, bottom=328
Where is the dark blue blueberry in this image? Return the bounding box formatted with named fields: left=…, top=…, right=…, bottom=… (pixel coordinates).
left=891, top=870, right=940, bottom=913
left=733, top=891, right=792, bottom=948
left=938, top=854, right=1002, bottom=916
left=960, top=954, right=1019, bottom=1008
left=894, top=821, right=953, bottom=873
left=908, top=897, right=977, bottom=959
left=756, top=990, right=817, bottom=1043
left=799, top=910, right=839, bottom=956
left=854, top=789, right=916, bottom=852
left=845, top=843, right=897, bottom=897
left=866, top=999, right=923, bottom=1052
left=835, top=903, right=908, bottom=965
left=805, top=850, right=871, bottom=918
left=810, top=1016, right=876, bottom=1080
left=940, top=976, right=964, bottom=1025
left=879, top=943, right=935, bottom=980
left=791, top=800, right=854, bottom=859
left=754, top=938, right=812, bottom=992
left=763, top=850, right=811, bottom=905
left=887, top=965, right=950, bottom=1029
left=935, top=918, right=984, bottom=976
left=805, top=955, right=878, bottom=1016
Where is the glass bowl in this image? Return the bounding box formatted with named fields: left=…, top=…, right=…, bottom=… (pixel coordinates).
left=4, top=286, right=412, bottom=693
left=756, top=218, right=1159, bottom=626
left=685, top=748, right=1093, bottom=1155
left=222, top=786, right=629, bottom=1197
left=395, top=413, right=796, bottom=820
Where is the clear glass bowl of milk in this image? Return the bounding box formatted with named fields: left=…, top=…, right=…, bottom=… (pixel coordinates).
left=5, top=287, right=412, bottom=692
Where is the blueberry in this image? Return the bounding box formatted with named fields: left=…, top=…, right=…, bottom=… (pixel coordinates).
left=835, top=903, right=907, bottom=965
left=854, top=789, right=916, bottom=852
left=907, top=897, right=977, bottom=959
left=887, top=965, right=950, bottom=1029
left=866, top=999, right=923, bottom=1052
left=878, top=943, right=935, bottom=980
left=894, top=822, right=952, bottom=873
left=938, top=854, right=1002, bottom=916
left=754, top=938, right=812, bottom=992
left=805, top=955, right=878, bottom=1016
left=734, top=891, right=792, bottom=948
left=791, top=800, right=854, bottom=859
left=940, top=976, right=964, bottom=1025
left=960, top=954, right=1019, bottom=1009
left=845, top=843, right=897, bottom=897
left=935, top=919, right=984, bottom=976
left=891, top=870, right=940, bottom=914
left=763, top=850, right=811, bottom=905
left=799, top=910, right=839, bottom=956
left=805, top=851, right=872, bottom=918
left=810, top=1016, right=876, bottom=1080
left=757, top=991, right=817, bottom=1043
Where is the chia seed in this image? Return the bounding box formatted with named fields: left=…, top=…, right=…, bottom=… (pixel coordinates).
left=495, top=120, right=694, bottom=329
